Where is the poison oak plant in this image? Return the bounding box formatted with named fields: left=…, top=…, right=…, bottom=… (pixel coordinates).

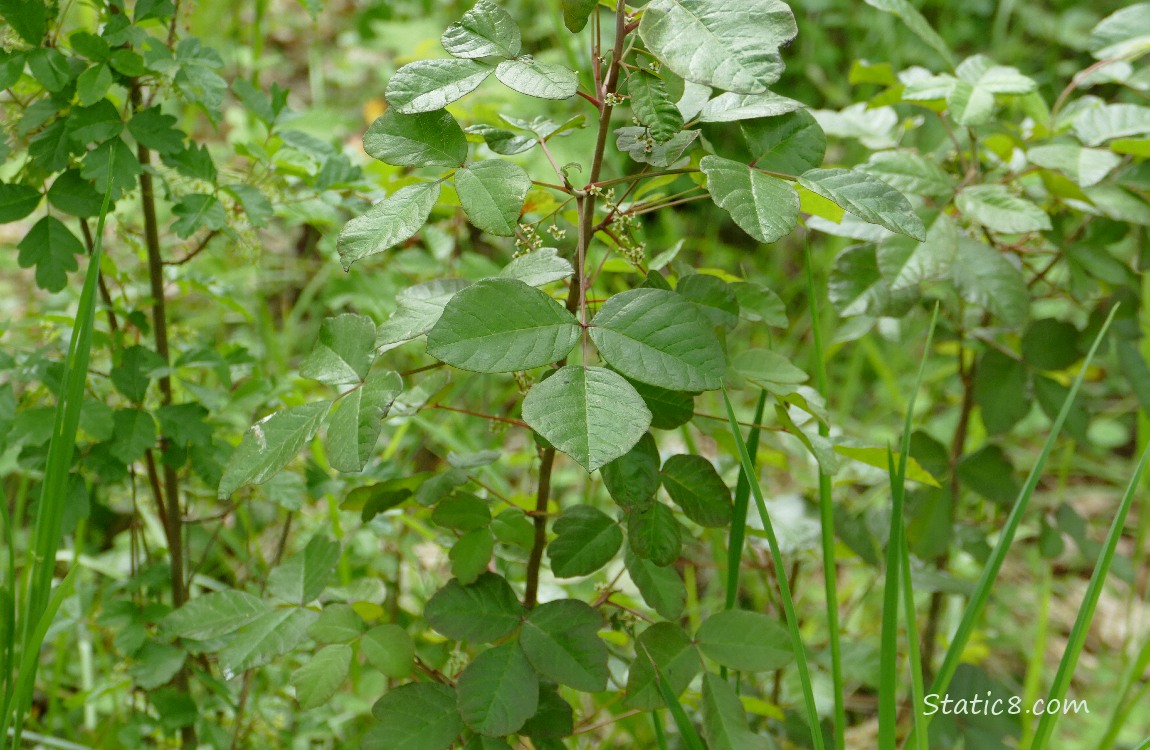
left=3, top=0, right=1149, bottom=748
left=211, top=0, right=935, bottom=747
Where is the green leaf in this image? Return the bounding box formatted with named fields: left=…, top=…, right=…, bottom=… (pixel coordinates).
left=426, top=278, right=579, bottom=372
left=218, top=401, right=331, bottom=498
left=268, top=535, right=341, bottom=604
left=450, top=528, right=494, bottom=584
left=309, top=603, right=365, bottom=643
left=499, top=247, right=574, bottom=286
left=862, top=0, right=954, bottom=67
left=798, top=168, right=926, bottom=240
left=521, top=365, right=652, bottom=472
left=68, top=99, right=124, bottom=146
left=130, top=641, right=188, bottom=690
left=628, top=71, right=683, bottom=142
left=624, top=547, right=686, bottom=619
left=171, top=193, right=227, bottom=238
left=27, top=47, right=70, bottom=91
left=638, top=0, right=796, bottom=93
left=546, top=505, right=623, bottom=577
left=696, top=609, right=793, bottom=671
left=17, top=216, right=84, bottom=293
left=457, top=642, right=539, bottom=736
left=828, top=244, right=915, bottom=317
left=441, top=0, right=522, bottom=59
left=495, top=59, right=578, bottom=99
left=700, top=156, right=799, bottom=244
left=361, top=624, right=415, bottom=677
left=956, top=445, right=1020, bottom=506
left=521, top=600, right=608, bottom=692
left=0, top=50, right=23, bottom=90
left=326, top=369, right=402, bottom=473
left=949, top=238, right=1029, bottom=327
left=698, top=91, right=803, bottom=123
left=589, top=288, right=726, bottom=391
left=627, top=501, right=683, bottom=566
left=562, top=0, right=597, bottom=32
left=615, top=126, right=700, bottom=168
left=367, top=683, right=463, bottom=750
left=293, top=644, right=352, bottom=709
left=377, top=279, right=471, bottom=348
left=76, top=63, right=113, bottom=107
left=732, top=348, right=807, bottom=394
left=973, top=349, right=1030, bottom=434
left=301, top=314, right=376, bottom=385
left=218, top=607, right=319, bottom=675
left=424, top=573, right=523, bottom=643
left=28, top=119, right=74, bottom=174
left=742, top=109, right=825, bottom=175
left=677, top=274, right=739, bottom=329
left=878, top=212, right=959, bottom=292
left=1021, top=319, right=1080, bottom=371
left=1089, top=3, right=1150, bottom=59
left=521, top=683, right=574, bottom=740
left=624, top=622, right=701, bottom=710
left=0, top=0, right=48, bottom=44
left=80, top=137, right=142, bottom=199
left=432, top=493, right=492, bottom=531
left=660, top=454, right=732, bottom=527
left=1027, top=144, right=1120, bottom=188
left=701, top=673, right=770, bottom=749
left=47, top=169, right=102, bottom=217
left=161, top=589, right=270, bottom=641
left=628, top=378, right=696, bottom=430
left=0, top=181, right=42, bottom=222
left=601, top=432, right=661, bottom=509
left=110, top=408, right=157, bottom=463
left=337, top=182, right=440, bottom=270
left=364, top=109, right=468, bottom=168
left=386, top=58, right=494, bottom=114
left=1073, top=104, right=1150, bottom=147
left=955, top=184, right=1051, bottom=234
left=111, top=345, right=165, bottom=403
left=454, top=160, right=531, bottom=235
left=859, top=149, right=953, bottom=198
left=732, top=281, right=788, bottom=326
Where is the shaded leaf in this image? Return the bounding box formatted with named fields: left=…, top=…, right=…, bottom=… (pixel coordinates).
left=337, top=182, right=440, bottom=270
left=638, top=0, right=796, bottom=93
left=701, top=156, right=798, bottom=244
left=424, top=573, right=523, bottom=643
left=427, top=278, right=579, bottom=372
left=454, top=160, right=531, bottom=235
left=364, top=109, right=468, bottom=168
left=590, top=288, right=726, bottom=391
left=547, top=505, right=623, bottom=577
left=520, top=599, right=609, bottom=691
left=457, top=642, right=539, bottom=737
left=522, top=365, right=652, bottom=472
left=218, top=401, right=331, bottom=498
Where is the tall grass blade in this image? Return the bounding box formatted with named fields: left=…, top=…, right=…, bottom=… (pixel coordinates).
left=3, top=168, right=115, bottom=747
left=1029, top=443, right=1150, bottom=750
left=910, top=305, right=1120, bottom=745
left=640, top=643, right=706, bottom=750
left=722, top=389, right=825, bottom=750
left=804, top=240, right=846, bottom=749
left=725, top=390, right=767, bottom=611
left=1093, top=632, right=1150, bottom=750
left=880, top=305, right=938, bottom=750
